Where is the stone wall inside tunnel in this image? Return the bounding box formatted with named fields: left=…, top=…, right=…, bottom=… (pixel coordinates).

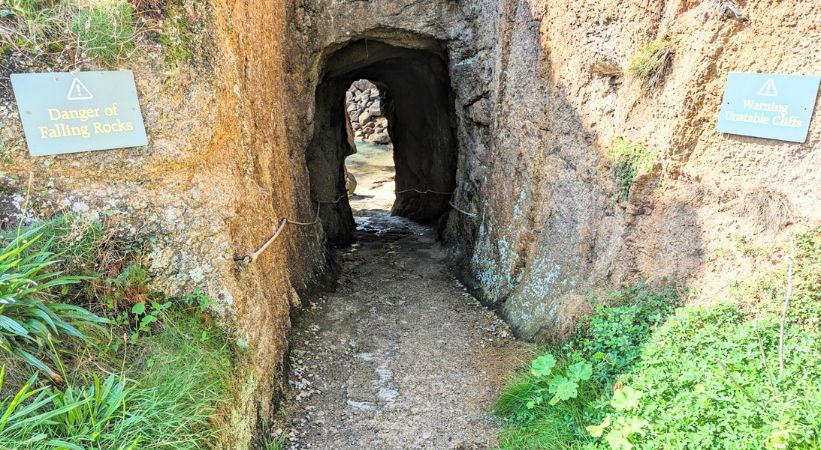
left=306, top=39, right=457, bottom=244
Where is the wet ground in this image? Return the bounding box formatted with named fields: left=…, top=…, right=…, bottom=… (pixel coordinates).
left=279, top=141, right=530, bottom=449
left=345, top=142, right=396, bottom=212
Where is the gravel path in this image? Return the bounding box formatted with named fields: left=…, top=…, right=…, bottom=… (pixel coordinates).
left=281, top=212, right=530, bottom=450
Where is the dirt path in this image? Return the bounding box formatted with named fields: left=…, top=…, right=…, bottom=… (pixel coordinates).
left=279, top=141, right=531, bottom=449
left=282, top=210, right=531, bottom=449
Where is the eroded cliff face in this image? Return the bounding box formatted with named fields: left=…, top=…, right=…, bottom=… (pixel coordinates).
left=286, top=0, right=820, bottom=342
left=2, top=0, right=819, bottom=447
left=2, top=2, right=331, bottom=446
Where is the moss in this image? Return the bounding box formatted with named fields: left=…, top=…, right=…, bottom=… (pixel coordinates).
left=153, top=5, right=195, bottom=68
left=607, top=138, right=655, bottom=202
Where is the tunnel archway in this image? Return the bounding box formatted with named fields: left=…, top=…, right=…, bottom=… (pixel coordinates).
left=305, top=39, right=457, bottom=246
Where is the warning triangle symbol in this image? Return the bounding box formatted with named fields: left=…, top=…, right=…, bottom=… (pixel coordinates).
left=67, top=78, right=93, bottom=101
left=757, top=78, right=778, bottom=97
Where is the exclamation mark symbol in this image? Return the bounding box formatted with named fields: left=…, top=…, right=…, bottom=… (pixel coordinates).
left=67, top=78, right=93, bottom=100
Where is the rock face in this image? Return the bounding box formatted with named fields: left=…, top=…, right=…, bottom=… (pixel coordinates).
left=346, top=80, right=391, bottom=144
left=2, top=0, right=820, bottom=447
left=284, top=0, right=820, bottom=343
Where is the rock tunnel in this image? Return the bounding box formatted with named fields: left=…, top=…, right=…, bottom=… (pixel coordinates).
left=4, top=0, right=818, bottom=446
left=305, top=39, right=458, bottom=245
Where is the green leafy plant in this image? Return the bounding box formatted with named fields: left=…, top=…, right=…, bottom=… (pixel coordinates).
left=496, top=284, right=679, bottom=449
left=0, top=367, right=55, bottom=436
left=586, top=387, right=647, bottom=450
left=183, top=287, right=215, bottom=312
left=47, top=373, right=130, bottom=444
left=0, top=216, right=234, bottom=449
left=264, top=434, right=287, bottom=450
left=601, top=302, right=820, bottom=450
left=627, top=39, right=672, bottom=90
left=100, top=311, right=233, bottom=448
left=522, top=356, right=592, bottom=411
left=0, top=366, right=99, bottom=448
left=570, top=283, right=678, bottom=384
left=608, top=139, right=656, bottom=202
left=130, top=299, right=171, bottom=338
left=0, top=227, right=107, bottom=378
left=104, top=262, right=155, bottom=313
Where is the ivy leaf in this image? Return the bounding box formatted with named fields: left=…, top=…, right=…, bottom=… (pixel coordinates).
left=567, top=361, right=593, bottom=382
left=131, top=302, right=146, bottom=315
left=586, top=415, right=611, bottom=438
left=530, top=354, right=557, bottom=377
left=611, top=386, right=643, bottom=411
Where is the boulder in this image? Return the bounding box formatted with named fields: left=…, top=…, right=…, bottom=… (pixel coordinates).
left=352, top=79, right=371, bottom=91
left=370, top=130, right=391, bottom=144
left=358, top=110, right=373, bottom=123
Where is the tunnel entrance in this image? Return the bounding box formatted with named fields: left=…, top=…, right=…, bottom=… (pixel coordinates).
left=344, top=79, right=397, bottom=213
left=305, top=39, right=457, bottom=246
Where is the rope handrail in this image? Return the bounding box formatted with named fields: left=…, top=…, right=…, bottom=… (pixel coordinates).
left=394, top=187, right=454, bottom=195
left=234, top=189, right=478, bottom=265
left=448, top=200, right=477, bottom=217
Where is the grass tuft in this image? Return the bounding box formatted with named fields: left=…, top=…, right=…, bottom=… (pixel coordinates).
left=70, top=0, right=135, bottom=65
left=627, top=39, right=672, bottom=90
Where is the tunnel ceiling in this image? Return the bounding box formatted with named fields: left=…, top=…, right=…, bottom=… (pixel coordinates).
left=306, top=39, right=458, bottom=246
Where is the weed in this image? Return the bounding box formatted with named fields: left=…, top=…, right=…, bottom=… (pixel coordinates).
left=627, top=39, right=672, bottom=90
left=13, top=214, right=106, bottom=274
left=256, top=420, right=287, bottom=450
left=109, top=262, right=151, bottom=305
left=770, top=228, right=820, bottom=329
left=0, top=309, right=232, bottom=449
left=182, top=287, right=214, bottom=311
left=569, top=283, right=679, bottom=383
left=608, top=138, right=655, bottom=202
left=264, top=434, right=287, bottom=450
left=0, top=215, right=233, bottom=448
left=498, top=232, right=821, bottom=450
left=70, top=0, right=135, bottom=65
left=593, top=303, right=820, bottom=449
left=47, top=373, right=131, bottom=445
left=0, top=0, right=65, bottom=56
left=127, top=298, right=170, bottom=339
left=104, top=310, right=233, bottom=448
left=496, top=284, right=679, bottom=449
left=0, top=226, right=107, bottom=379
left=0, top=367, right=76, bottom=445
